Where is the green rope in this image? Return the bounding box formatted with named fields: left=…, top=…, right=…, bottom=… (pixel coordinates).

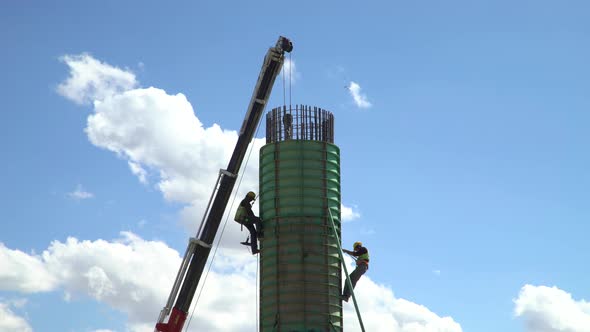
left=327, top=207, right=366, bottom=332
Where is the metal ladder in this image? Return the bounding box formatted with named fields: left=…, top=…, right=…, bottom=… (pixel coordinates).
left=327, top=207, right=366, bottom=332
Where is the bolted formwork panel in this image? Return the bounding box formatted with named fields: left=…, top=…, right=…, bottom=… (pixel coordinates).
left=259, top=136, right=342, bottom=332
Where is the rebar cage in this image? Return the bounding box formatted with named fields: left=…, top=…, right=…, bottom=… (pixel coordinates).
left=266, top=105, right=335, bottom=144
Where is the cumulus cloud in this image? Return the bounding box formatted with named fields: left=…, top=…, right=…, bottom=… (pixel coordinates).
left=341, top=256, right=461, bottom=332
left=341, top=203, right=361, bottom=222
left=0, top=302, right=32, bottom=332
left=57, top=53, right=137, bottom=105
left=68, top=184, right=94, bottom=200
left=57, top=53, right=361, bottom=241
left=0, top=243, right=57, bottom=292
left=85, top=85, right=258, bottom=207
left=50, top=54, right=463, bottom=331
left=59, top=53, right=260, bottom=236
left=514, top=284, right=590, bottom=332
left=1, top=234, right=461, bottom=332
left=0, top=233, right=269, bottom=331
left=0, top=232, right=260, bottom=331
left=0, top=233, right=181, bottom=331
left=347, top=81, right=372, bottom=109
left=42, top=233, right=180, bottom=325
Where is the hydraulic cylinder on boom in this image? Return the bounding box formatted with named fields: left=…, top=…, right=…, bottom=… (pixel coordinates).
left=154, top=36, right=293, bottom=332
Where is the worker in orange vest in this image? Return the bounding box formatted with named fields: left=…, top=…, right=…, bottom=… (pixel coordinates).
left=341, top=241, right=369, bottom=302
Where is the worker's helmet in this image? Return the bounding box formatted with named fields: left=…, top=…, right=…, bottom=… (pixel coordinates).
left=246, top=191, right=256, bottom=199
left=353, top=241, right=362, bottom=249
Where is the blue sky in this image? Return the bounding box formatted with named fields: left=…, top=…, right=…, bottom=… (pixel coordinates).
left=1, top=1, right=589, bottom=331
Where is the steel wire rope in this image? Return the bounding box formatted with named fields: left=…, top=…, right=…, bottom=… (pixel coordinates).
left=289, top=53, right=292, bottom=111
left=282, top=57, right=286, bottom=108
left=184, top=112, right=265, bottom=332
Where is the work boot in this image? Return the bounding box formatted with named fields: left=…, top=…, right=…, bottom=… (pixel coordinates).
left=252, top=249, right=260, bottom=255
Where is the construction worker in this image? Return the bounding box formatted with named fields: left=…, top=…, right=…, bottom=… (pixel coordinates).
left=283, top=112, right=293, bottom=139
left=341, top=241, right=369, bottom=302
left=234, top=191, right=262, bottom=254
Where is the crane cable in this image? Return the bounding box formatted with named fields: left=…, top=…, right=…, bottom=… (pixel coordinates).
left=282, top=54, right=293, bottom=111
left=185, top=54, right=290, bottom=331
left=289, top=52, right=292, bottom=111
left=282, top=56, right=286, bottom=108
left=184, top=112, right=265, bottom=332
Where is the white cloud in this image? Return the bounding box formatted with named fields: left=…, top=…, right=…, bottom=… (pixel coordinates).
left=86, top=84, right=263, bottom=231
left=68, top=184, right=94, bottom=200
left=52, top=55, right=463, bottom=331
left=281, top=58, right=300, bottom=84
left=1, top=233, right=181, bottom=331
left=0, top=233, right=266, bottom=331
left=342, top=203, right=361, bottom=222
left=1, top=234, right=461, bottom=332
left=57, top=54, right=137, bottom=105
left=0, top=243, right=57, bottom=292
left=58, top=53, right=362, bottom=238
left=0, top=302, right=32, bottom=332
left=0, top=231, right=258, bottom=331
left=514, top=284, right=590, bottom=332
left=347, top=81, right=372, bottom=109
left=128, top=161, right=148, bottom=184
left=58, top=53, right=262, bottom=235
left=43, top=233, right=180, bottom=326
left=341, top=256, right=461, bottom=332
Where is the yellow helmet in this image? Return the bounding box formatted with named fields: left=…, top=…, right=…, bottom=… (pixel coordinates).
left=353, top=241, right=362, bottom=249
left=246, top=191, right=256, bottom=199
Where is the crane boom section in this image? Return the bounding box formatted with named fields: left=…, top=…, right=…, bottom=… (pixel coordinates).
left=155, top=36, right=292, bottom=332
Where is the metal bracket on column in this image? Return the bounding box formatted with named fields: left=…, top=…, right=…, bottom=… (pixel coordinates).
left=189, top=237, right=212, bottom=249
left=220, top=169, right=237, bottom=178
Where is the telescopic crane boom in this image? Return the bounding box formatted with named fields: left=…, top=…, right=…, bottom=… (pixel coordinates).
left=154, top=36, right=293, bottom=332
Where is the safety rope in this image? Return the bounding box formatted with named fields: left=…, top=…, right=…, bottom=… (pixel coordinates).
left=327, top=207, right=366, bottom=332
left=256, top=254, right=259, bottom=331
left=184, top=112, right=265, bottom=331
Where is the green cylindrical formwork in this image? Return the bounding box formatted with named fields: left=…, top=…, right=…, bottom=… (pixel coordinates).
left=259, top=106, right=342, bottom=332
